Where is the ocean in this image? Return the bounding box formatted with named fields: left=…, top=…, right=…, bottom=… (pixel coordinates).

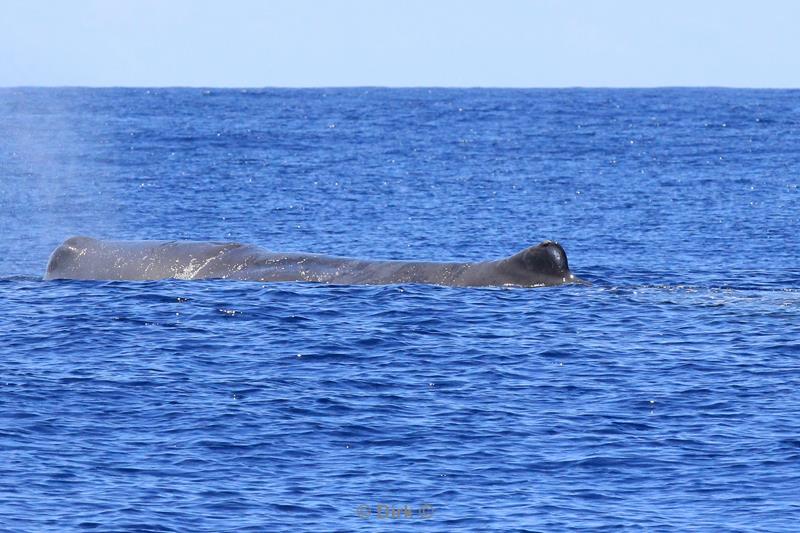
left=1, top=87, right=798, bottom=531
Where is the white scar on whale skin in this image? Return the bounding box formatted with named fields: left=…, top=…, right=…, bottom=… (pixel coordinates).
left=175, top=251, right=226, bottom=280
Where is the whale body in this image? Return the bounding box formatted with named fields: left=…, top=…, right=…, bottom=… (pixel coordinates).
left=44, top=236, right=581, bottom=288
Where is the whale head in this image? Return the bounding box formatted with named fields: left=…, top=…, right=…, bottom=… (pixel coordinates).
left=505, top=240, right=581, bottom=286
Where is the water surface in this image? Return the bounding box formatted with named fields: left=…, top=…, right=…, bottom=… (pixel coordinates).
left=1, top=88, right=799, bottom=531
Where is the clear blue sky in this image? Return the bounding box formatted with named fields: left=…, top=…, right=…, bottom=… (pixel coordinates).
left=2, top=0, right=799, bottom=87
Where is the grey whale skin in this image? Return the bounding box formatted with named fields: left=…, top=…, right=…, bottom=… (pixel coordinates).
left=44, top=236, right=580, bottom=287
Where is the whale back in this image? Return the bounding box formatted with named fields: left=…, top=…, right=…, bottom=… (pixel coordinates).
left=44, top=236, right=246, bottom=281
left=44, top=236, right=582, bottom=287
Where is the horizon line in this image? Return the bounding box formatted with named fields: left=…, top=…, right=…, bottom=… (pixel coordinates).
left=2, top=84, right=799, bottom=91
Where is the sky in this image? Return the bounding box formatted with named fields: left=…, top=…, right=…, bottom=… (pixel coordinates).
left=1, top=0, right=799, bottom=88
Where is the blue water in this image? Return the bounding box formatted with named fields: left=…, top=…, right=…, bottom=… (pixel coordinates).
left=1, top=88, right=799, bottom=531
